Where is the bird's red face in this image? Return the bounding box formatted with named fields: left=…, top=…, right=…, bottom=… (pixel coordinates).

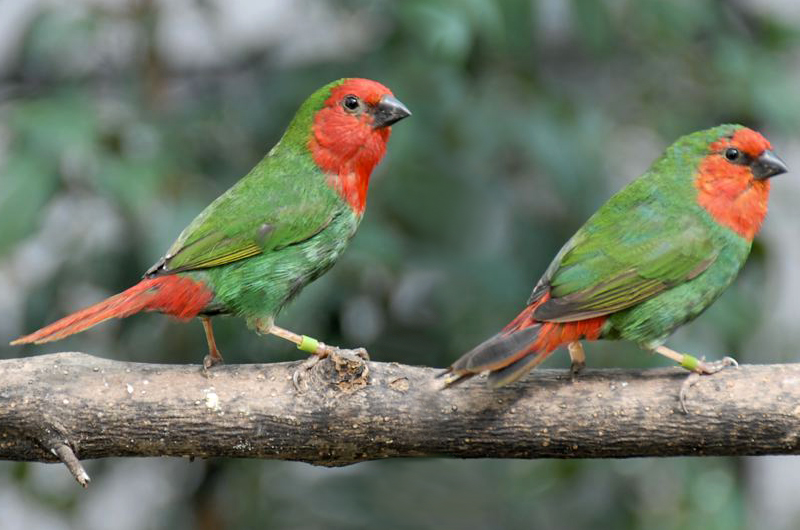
left=695, top=127, right=788, bottom=240
left=310, top=78, right=411, bottom=215
left=707, top=128, right=787, bottom=182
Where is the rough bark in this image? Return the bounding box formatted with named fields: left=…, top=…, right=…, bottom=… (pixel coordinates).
left=1, top=351, right=799, bottom=487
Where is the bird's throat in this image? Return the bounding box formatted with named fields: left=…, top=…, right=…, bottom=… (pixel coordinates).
left=309, top=110, right=391, bottom=216
left=695, top=157, right=770, bottom=241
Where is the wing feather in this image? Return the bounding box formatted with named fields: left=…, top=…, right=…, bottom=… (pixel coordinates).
left=530, top=196, right=717, bottom=323
left=146, top=154, right=343, bottom=277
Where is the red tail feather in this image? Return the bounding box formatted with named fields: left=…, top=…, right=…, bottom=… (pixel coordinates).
left=502, top=293, right=606, bottom=359
left=446, top=292, right=606, bottom=385
left=11, top=276, right=213, bottom=345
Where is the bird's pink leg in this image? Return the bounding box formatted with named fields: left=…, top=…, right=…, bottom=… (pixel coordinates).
left=567, top=341, right=586, bottom=380
left=652, top=345, right=737, bottom=373
left=268, top=324, right=330, bottom=356
left=256, top=320, right=369, bottom=391
left=652, top=345, right=738, bottom=413
left=201, top=317, right=224, bottom=371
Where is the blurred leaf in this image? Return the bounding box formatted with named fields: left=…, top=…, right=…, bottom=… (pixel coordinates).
left=0, top=155, right=57, bottom=253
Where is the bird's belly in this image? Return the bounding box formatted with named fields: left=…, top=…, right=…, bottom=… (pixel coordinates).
left=201, top=220, right=358, bottom=321
left=605, top=246, right=749, bottom=345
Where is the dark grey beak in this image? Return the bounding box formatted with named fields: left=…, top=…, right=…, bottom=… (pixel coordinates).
left=372, top=95, right=411, bottom=128
left=752, top=149, right=788, bottom=179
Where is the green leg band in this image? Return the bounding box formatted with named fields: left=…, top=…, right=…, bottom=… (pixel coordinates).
left=298, top=335, right=320, bottom=354
left=681, top=354, right=700, bottom=371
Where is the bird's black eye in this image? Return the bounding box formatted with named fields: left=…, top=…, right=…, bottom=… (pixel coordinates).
left=343, top=95, right=360, bottom=111
left=724, top=147, right=742, bottom=162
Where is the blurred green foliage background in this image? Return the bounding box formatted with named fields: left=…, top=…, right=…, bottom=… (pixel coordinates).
left=2, top=0, right=800, bottom=529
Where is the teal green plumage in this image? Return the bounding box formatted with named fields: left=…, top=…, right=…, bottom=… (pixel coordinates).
left=544, top=125, right=748, bottom=345
left=446, top=124, right=787, bottom=386
left=12, top=78, right=411, bottom=363
left=146, top=87, right=359, bottom=324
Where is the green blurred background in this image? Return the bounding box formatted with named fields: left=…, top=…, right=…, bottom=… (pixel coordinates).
left=2, top=0, right=800, bottom=528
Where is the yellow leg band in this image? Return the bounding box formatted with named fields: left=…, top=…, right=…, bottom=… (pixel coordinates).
left=298, top=335, right=320, bottom=354
left=681, top=354, right=700, bottom=372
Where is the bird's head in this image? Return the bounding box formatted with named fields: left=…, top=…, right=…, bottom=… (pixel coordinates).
left=309, top=78, right=411, bottom=215
left=706, top=127, right=787, bottom=182
left=695, top=125, right=787, bottom=240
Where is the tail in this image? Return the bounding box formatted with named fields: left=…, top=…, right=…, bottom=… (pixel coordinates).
left=443, top=299, right=605, bottom=387
left=11, top=275, right=214, bottom=345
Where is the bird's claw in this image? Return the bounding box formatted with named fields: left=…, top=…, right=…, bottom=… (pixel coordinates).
left=678, top=372, right=700, bottom=414
left=201, top=354, right=223, bottom=377
left=569, top=360, right=586, bottom=382
left=695, top=356, right=738, bottom=374
left=292, top=352, right=328, bottom=392
left=679, top=356, right=738, bottom=413
left=567, top=342, right=586, bottom=382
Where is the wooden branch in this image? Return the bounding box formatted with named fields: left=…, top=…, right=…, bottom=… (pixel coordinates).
left=2, top=352, right=800, bottom=487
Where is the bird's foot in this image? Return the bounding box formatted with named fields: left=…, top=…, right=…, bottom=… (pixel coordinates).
left=292, top=352, right=325, bottom=392
left=290, top=335, right=331, bottom=392
left=266, top=325, right=370, bottom=390
left=201, top=353, right=224, bottom=377
left=692, top=356, right=739, bottom=374
left=678, top=355, right=738, bottom=414
left=569, top=360, right=586, bottom=382
left=200, top=317, right=223, bottom=377
left=567, top=341, right=586, bottom=382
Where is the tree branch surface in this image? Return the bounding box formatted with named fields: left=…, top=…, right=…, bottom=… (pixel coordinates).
left=2, top=352, right=799, bottom=487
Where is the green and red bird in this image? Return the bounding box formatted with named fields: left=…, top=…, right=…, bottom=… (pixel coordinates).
left=12, top=78, right=410, bottom=371
left=444, top=125, right=787, bottom=401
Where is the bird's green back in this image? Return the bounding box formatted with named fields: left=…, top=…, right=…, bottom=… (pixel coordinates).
left=531, top=125, right=747, bottom=323
left=147, top=80, right=349, bottom=277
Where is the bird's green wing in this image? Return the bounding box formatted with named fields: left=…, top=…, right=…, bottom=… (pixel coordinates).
left=146, top=158, right=342, bottom=276
left=530, top=200, right=718, bottom=323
